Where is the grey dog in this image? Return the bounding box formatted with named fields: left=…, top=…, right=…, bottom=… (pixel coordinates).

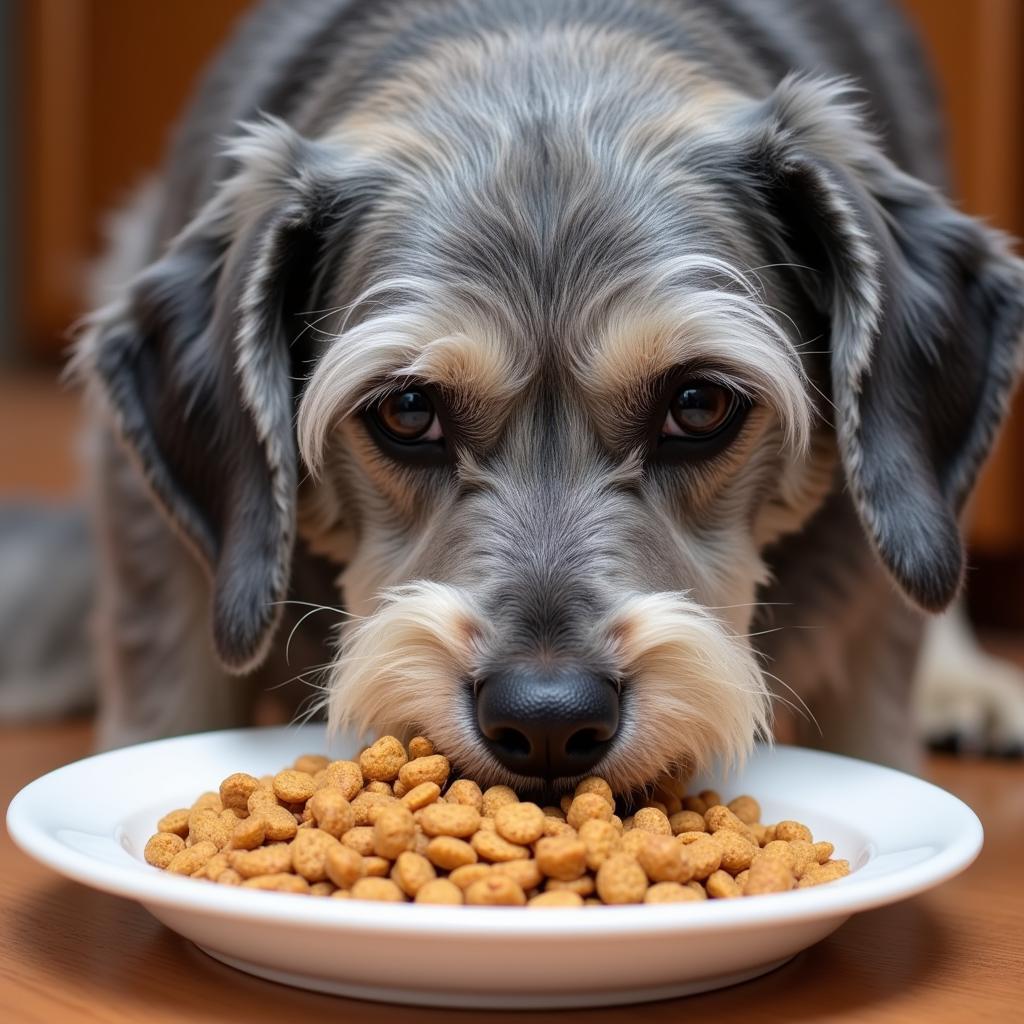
left=61, top=0, right=1024, bottom=789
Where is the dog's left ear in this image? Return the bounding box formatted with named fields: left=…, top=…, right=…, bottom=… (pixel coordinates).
left=76, top=119, right=371, bottom=670
left=745, top=76, right=1024, bottom=610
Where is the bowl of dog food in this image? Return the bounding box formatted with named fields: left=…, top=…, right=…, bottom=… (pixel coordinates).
left=6, top=726, right=982, bottom=1009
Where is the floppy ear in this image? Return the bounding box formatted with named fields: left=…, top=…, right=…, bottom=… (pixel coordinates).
left=747, top=76, right=1024, bottom=611
left=77, top=119, right=369, bottom=671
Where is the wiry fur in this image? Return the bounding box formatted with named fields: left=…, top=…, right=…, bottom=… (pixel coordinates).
left=44, top=0, right=1024, bottom=785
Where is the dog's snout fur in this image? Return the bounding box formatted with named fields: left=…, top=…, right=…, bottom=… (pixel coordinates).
left=74, top=0, right=1024, bottom=780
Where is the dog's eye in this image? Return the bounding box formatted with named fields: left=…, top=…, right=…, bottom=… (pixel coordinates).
left=656, top=380, right=748, bottom=459
left=373, top=389, right=443, bottom=443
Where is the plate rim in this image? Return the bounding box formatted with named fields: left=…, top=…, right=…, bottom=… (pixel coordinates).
left=5, top=726, right=984, bottom=939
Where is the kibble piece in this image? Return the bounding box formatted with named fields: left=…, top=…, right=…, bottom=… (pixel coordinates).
left=325, top=844, right=366, bottom=889
left=272, top=769, right=316, bottom=804
left=192, top=791, right=222, bottom=812
left=228, top=843, right=292, bottom=878
left=535, top=836, right=587, bottom=881
left=415, top=878, right=464, bottom=904
left=331, top=889, right=353, bottom=900
left=637, top=834, right=693, bottom=883
left=757, top=840, right=798, bottom=871
left=494, top=802, right=546, bottom=845
left=400, top=782, right=441, bottom=811
left=166, top=840, right=218, bottom=876
left=632, top=807, right=672, bottom=836
left=682, top=795, right=708, bottom=815
left=216, top=868, right=242, bottom=886
left=262, top=805, right=299, bottom=842
left=775, top=820, right=813, bottom=844
left=247, top=787, right=278, bottom=815
left=465, top=875, right=527, bottom=906
left=798, top=859, right=851, bottom=888
left=685, top=836, right=723, bottom=880
left=145, top=832, right=186, bottom=869
left=686, top=880, right=709, bottom=899
left=373, top=805, right=417, bottom=859
left=242, top=873, right=310, bottom=894
left=364, top=781, right=394, bottom=797
left=187, top=807, right=232, bottom=850
left=543, top=817, right=577, bottom=838
left=359, top=736, right=408, bottom=782
left=398, top=755, right=451, bottom=790
left=788, top=839, right=818, bottom=879
left=219, top=772, right=259, bottom=812
left=340, top=826, right=376, bottom=856
left=813, top=841, right=835, bottom=864
left=308, top=789, right=355, bottom=838
left=309, top=881, right=336, bottom=897
left=578, top=819, right=619, bottom=872
left=491, top=858, right=543, bottom=892
left=291, top=828, right=340, bottom=882
left=710, top=830, right=757, bottom=874
left=566, top=793, right=614, bottom=831
left=669, top=810, right=706, bottom=836
left=425, top=836, right=478, bottom=870
left=617, top=829, right=652, bottom=858
left=645, top=881, right=703, bottom=904
left=445, top=779, right=484, bottom=811
left=359, top=854, right=388, bottom=877
left=419, top=803, right=481, bottom=838
left=704, top=804, right=756, bottom=843
left=157, top=808, right=191, bottom=838
left=745, top=856, right=795, bottom=895
left=529, top=890, right=584, bottom=908
left=596, top=854, right=648, bottom=904
left=545, top=875, right=596, bottom=897
left=448, top=864, right=492, bottom=889
left=321, top=760, right=364, bottom=800
left=471, top=829, right=531, bottom=863
left=351, top=877, right=405, bottom=902
left=727, top=795, right=761, bottom=825
left=408, top=736, right=435, bottom=759
left=574, top=776, right=615, bottom=806
left=481, top=785, right=519, bottom=817
left=391, top=851, right=437, bottom=896
left=706, top=869, right=743, bottom=898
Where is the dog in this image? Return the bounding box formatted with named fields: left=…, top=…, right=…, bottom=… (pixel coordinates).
left=63, top=0, right=1024, bottom=790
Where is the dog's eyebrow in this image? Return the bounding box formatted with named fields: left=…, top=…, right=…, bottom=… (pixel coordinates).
left=575, top=290, right=812, bottom=452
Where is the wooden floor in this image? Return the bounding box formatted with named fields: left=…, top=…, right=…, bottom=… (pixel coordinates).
left=2, top=370, right=1023, bottom=1021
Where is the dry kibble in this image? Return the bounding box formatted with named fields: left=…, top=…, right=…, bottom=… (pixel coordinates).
left=391, top=851, right=437, bottom=896
left=535, top=836, right=587, bottom=881
left=481, top=785, right=519, bottom=817
left=669, top=810, right=706, bottom=836
left=350, top=877, right=406, bottom=902
left=775, top=820, right=814, bottom=844
left=494, top=802, right=546, bottom=845
left=399, top=755, right=451, bottom=790
left=359, top=736, right=408, bottom=782
left=465, top=875, right=527, bottom=906
left=645, top=881, right=703, bottom=903
left=529, top=890, right=585, bottom=908
left=566, top=793, right=614, bottom=831
left=415, top=878, right=464, bottom=904
left=745, top=856, right=795, bottom=895
left=307, top=789, right=355, bottom=838
left=425, top=836, right=478, bottom=870
left=147, top=741, right=848, bottom=907
left=145, top=832, right=185, bottom=868
left=419, top=803, right=481, bottom=838
left=596, top=854, right=648, bottom=904
left=291, top=828, right=339, bottom=882
left=471, top=829, right=531, bottom=863
left=632, top=807, right=672, bottom=836
left=401, top=782, right=441, bottom=811
left=706, top=869, right=743, bottom=898
left=373, top=805, right=417, bottom=859
left=408, top=736, right=435, bottom=759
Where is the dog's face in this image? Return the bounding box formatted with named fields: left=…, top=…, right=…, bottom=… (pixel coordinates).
left=82, top=64, right=1024, bottom=789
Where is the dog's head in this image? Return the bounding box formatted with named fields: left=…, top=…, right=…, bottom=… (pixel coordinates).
left=80, top=64, right=1024, bottom=790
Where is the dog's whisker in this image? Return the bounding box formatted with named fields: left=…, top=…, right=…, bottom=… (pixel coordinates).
left=761, top=670, right=822, bottom=735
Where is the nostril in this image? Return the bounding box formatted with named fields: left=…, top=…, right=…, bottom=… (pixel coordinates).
left=565, top=727, right=604, bottom=758
left=491, top=727, right=531, bottom=759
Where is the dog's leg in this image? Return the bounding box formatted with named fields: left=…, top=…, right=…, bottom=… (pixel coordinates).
left=913, top=602, right=1024, bottom=757
left=90, top=425, right=247, bottom=748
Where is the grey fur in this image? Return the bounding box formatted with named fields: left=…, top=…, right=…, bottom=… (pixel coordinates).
left=61, top=0, right=1024, bottom=779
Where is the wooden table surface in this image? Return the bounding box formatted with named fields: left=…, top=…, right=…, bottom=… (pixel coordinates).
left=1, top=721, right=1021, bottom=1024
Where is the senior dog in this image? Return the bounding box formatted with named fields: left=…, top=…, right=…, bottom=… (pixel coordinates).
left=66, top=0, right=1024, bottom=788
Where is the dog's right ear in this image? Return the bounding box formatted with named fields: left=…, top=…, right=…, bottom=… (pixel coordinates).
left=75, top=119, right=373, bottom=672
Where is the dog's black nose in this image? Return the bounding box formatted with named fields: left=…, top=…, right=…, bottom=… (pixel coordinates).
left=475, top=668, right=619, bottom=779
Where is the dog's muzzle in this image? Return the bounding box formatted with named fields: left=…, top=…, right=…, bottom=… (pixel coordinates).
left=475, top=667, right=619, bottom=780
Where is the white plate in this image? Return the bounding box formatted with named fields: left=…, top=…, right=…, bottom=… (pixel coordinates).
left=6, top=726, right=981, bottom=1009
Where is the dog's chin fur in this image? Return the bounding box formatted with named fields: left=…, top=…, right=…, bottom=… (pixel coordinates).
left=324, top=582, right=769, bottom=791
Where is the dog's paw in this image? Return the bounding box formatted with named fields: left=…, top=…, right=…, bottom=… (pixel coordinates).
left=914, top=608, right=1024, bottom=757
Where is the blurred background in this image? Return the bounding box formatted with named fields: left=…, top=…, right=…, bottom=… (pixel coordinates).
left=0, top=0, right=1022, bottom=632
